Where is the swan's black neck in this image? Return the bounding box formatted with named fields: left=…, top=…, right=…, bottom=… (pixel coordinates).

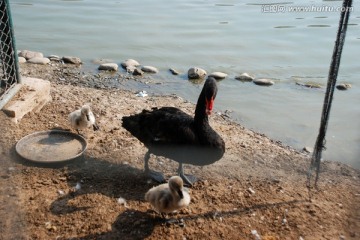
left=194, top=87, right=208, bottom=125
left=194, top=78, right=217, bottom=126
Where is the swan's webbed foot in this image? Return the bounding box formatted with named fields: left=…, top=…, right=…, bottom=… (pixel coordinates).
left=180, top=172, right=198, bottom=187
left=146, top=169, right=166, bottom=183
left=144, top=150, right=166, bottom=183
left=177, top=163, right=198, bottom=187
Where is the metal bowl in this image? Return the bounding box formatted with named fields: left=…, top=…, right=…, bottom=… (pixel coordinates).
left=16, top=130, right=87, bottom=163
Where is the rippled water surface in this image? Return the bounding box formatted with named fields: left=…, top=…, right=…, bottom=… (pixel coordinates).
left=10, top=0, right=360, bottom=168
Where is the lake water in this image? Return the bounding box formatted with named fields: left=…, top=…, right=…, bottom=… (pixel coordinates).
left=10, top=0, right=360, bottom=168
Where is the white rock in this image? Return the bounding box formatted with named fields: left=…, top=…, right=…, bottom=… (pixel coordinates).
left=57, top=190, right=65, bottom=195
left=121, top=59, right=140, bottom=68
left=98, top=63, right=118, bottom=71
left=18, top=50, right=43, bottom=60
left=209, top=72, right=228, bottom=80
left=251, top=230, right=261, bottom=240
left=247, top=187, right=256, bottom=194
left=136, top=90, right=148, bottom=97
left=18, top=57, right=26, bottom=63
left=253, top=78, right=274, bottom=86
left=235, top=73, right=254, bottom=81
left=27, top=57, right=50, bottom=65
left=141, top=66, right=159, bottom=73
left=188, top=67, right=207, bottom=79
left=117, top=197, right=127, bottom=206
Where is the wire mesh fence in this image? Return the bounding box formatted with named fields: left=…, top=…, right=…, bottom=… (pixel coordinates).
left=0, top=0, right=21, bottom=109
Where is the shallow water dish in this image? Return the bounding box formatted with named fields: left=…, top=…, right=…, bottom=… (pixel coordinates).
left=16, top=130, right=87, bottom=163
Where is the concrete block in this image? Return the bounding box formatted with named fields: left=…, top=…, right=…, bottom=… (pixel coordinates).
left=2, top=77, right=51, bottom=123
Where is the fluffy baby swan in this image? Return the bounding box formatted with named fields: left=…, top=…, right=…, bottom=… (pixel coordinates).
left=145, top=176, right=190, bottom=217
left=68, top=105, right=99, bottom=134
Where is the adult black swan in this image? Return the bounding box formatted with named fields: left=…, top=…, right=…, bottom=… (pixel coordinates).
left=122, top=77, right=225, bottom=186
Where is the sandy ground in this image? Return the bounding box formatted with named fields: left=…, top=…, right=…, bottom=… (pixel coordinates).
left=0, top=62, right=359, bottom=240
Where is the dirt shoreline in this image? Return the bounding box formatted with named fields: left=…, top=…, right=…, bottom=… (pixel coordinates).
left=0, top=62, right=359, bottom=239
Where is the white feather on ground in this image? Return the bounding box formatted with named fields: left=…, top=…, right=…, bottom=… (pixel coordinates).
left=68, top=105, right=99, bottom=133
left=145, top=176, right=190, bottom=215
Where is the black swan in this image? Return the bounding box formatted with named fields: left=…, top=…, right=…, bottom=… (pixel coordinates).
left=122, top=77, right=225, bottom=185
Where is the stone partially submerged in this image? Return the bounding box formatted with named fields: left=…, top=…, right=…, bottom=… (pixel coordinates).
left=141, top=66, right=159, bottom=73
left=336, top=83, right=351, bottom=90
left=98, top=63, right=119, bottom=71
left=169, top=68, right=180, bottom=75
left=188, top=67, right=207, bottom=79
left=235, top=73, right=255, bottom=82
left=209, top=72, right=228, bottom=80
left=121, top=59, right=140, bottom=69
left=62, top=56, right=82, bottom=65
left=253, top=78, right=274, bottom=86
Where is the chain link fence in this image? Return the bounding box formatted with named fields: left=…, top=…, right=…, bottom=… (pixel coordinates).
left=0, top=0, right=21, bottom=109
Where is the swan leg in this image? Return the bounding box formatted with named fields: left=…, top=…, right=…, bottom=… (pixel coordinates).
left=177, top=163, right=197, bottom=186
left=92, top=123, right=100, bottom=131
left=76, top=129, right=85, bottom=137
left=144, top=151, right=166, bottom=183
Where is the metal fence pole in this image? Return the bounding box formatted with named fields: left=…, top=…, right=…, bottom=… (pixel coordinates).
left=4, top=0, right=21, bottom=84
left=0, top=0, right=22, bottom=110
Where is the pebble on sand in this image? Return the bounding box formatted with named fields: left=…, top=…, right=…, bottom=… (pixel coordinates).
left=27, top=57, right=50, bottom=65
left=18, top=57, right=26, bottom=63
left=18, top=50, right=43, bottom=60
left=253, top=78, right=274, bottom=86
left=141, top=66, right=159, bottom=73
left=235, top=73, right=254, bottom=82
left=98, top=63, right=118, bottom=71
left=188, top=67, right=207, bottom=79
left=62, top=56, right=82, bottom=65
left=209, top=72, right=228, bottom=80
left=336, top=83, right=351, bottom=90
left=117, top=197, right=127, bottom=206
